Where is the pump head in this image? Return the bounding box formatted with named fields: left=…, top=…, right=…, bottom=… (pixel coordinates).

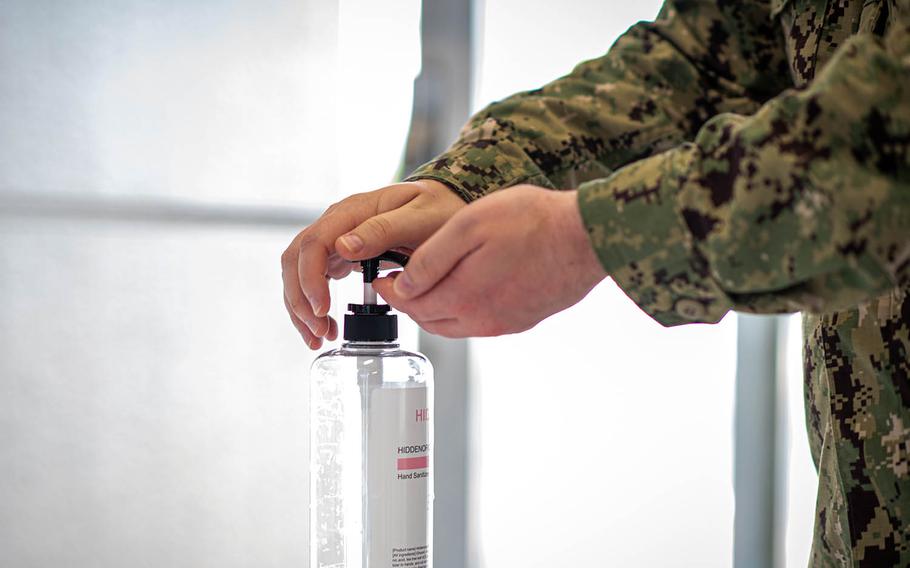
left=343, top=251, right=409, bottom=342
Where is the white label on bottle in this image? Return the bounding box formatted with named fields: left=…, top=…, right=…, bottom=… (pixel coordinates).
left=368, top=386, right=431, bottom=568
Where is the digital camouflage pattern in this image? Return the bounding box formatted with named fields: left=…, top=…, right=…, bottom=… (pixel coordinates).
left=406, top=0, right=910, bottom=565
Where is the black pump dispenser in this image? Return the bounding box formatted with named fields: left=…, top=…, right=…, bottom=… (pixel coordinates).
left=343, top=251, right=409, bottom=342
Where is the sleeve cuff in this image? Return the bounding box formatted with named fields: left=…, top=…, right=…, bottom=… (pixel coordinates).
left=404, top=117, right=554, bottom=202
left=577, top=147, right=732, bottom=326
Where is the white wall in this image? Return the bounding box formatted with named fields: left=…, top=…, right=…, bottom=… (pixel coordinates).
left=469, top=2, right=738, bottom=566
left=0, top=0, right=337, bottom=206
left=0, top=219, right=310, bottom=567
left=781, top=315, right=819, bottom=567
left=0, top=1, right=420, bottom=566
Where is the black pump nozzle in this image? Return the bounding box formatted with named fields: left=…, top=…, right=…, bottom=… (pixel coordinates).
left=344, top=251, right=409, bottom=342
left=360, top=251, right=410, bottom=284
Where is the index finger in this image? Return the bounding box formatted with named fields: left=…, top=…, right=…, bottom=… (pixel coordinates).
left=296, top=212, right=359, bottom=317
left=295, top=185, right=424, bottom=317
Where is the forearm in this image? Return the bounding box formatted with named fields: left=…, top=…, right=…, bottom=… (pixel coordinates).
left=578, top=22, right=910, bottom=326
left=406, top=0, right=789, bottom=201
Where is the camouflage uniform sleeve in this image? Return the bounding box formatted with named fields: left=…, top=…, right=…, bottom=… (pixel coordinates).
left=405, top=0, right=790, bottom=202
left=579, top=15, right=910, bottom=326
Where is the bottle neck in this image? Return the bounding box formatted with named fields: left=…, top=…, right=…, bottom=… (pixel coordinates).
left=342, top=340, right=400, bottom=350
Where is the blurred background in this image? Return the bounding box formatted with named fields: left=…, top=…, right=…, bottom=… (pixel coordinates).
left=0, top=1, right=817, bottom=566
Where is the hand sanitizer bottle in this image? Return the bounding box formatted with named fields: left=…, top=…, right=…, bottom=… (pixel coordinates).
left=309, top=252, right=434, bottom=568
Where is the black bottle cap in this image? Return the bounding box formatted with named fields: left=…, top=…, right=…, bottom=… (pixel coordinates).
left=343, top=252, right=408, bottom=342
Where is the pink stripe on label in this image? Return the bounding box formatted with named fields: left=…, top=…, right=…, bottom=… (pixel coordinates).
left=397, top=456, right=429, bottom=470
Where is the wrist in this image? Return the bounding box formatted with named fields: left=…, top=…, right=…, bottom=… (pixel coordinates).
left=413, top=178, right=455, bottom=196
left=405, top=171, right=480, bottom=202
left=554, top=189, right=608, bottom=282
left=411, top=178, right=466, bottom=210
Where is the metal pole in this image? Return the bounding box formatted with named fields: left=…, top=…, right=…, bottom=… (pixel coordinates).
left=402, top=1, right=475, bottom=566
left=733, top=314, right=785, bottom=568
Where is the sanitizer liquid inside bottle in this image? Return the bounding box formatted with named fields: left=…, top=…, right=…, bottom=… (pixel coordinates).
left=310, top=253, right=434, bottom=568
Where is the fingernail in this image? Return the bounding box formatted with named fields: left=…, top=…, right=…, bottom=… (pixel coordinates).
left=394, top=273, right=414, bottom=296
left=339, top=234, right=363, bottom=253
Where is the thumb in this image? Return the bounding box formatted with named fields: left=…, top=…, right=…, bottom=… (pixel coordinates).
left=335, top=206, right=437, bottom=261
left=393, top=214, right=477, bottom=300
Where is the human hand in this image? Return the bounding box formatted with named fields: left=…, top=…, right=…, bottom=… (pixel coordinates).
left=372, top=185, right=607, bottom=337
left=281, top=179, right=466, bottom=349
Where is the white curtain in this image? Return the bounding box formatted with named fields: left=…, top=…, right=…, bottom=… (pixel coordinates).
left=469, top=2, right=738, bottom=566
left=0, top=1, right=420, bottom=566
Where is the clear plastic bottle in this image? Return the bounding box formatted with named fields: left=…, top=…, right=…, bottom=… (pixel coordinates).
left=310, top=254, right=434, bottom=568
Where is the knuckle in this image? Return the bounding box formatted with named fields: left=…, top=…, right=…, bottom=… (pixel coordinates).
left=335, top=194, right=357, bottom=208
left=322, top=201, right=340, bottom=216
left=287, top=296, right=308, bottom=316
left=310, top=317, right=328, bottom=335
left=365, top=215, right=393, bottom=238
left=328, top=192, right=364, bottom=211
left=373, top=187, right=396, bottom=210
left=298, top=231, right=318, bottom=246
left=341, top=192, right=369, bottom=210
left=377, top=184, right=418, bottom=210
left=281, top=246, right=300, bottom=270
left=297, top=234, right=322, bottom=257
